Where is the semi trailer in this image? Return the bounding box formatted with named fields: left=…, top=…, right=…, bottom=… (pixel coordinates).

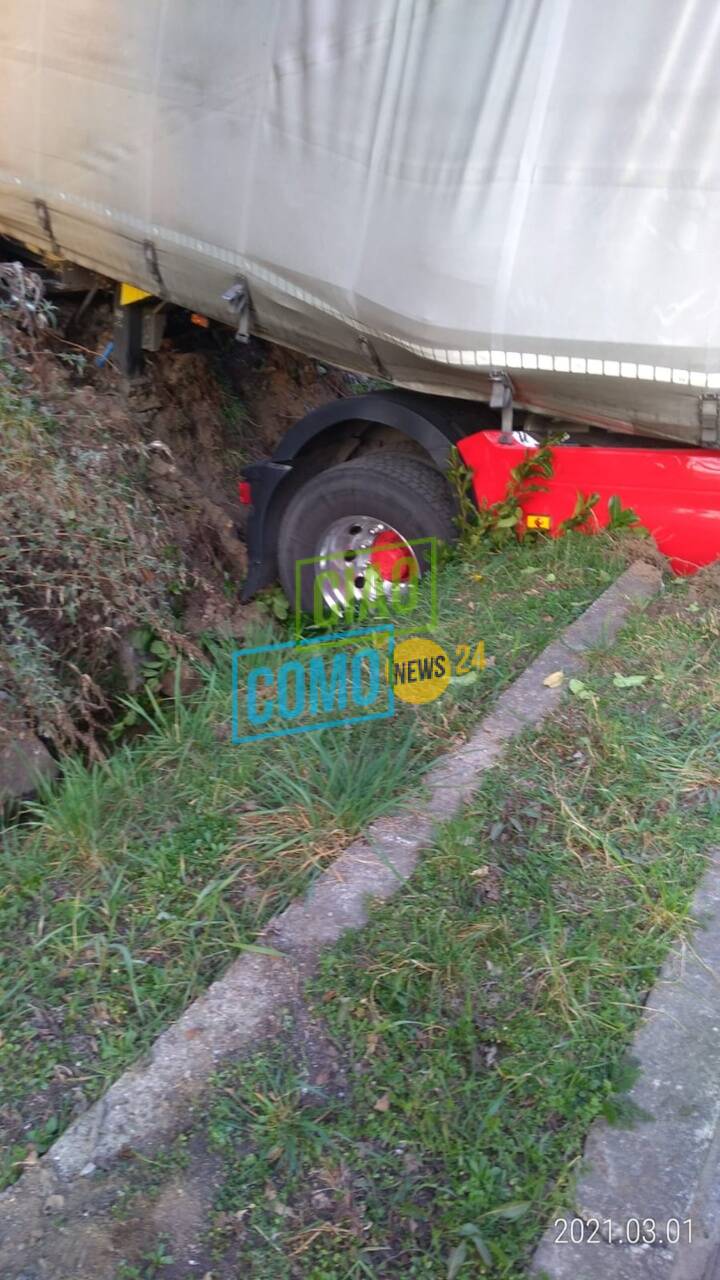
left=3, top=0, right=720, bottom=606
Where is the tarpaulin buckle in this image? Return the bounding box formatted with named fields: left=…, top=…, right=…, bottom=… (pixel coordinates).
left=222, top=277, right=251, bottom=343
left=699, top=394, right=720, bottom=448
left=490, top=370, right=515, bottom=444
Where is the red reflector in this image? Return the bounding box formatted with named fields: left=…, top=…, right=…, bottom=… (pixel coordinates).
left=238, top=480, right=252, bottom=506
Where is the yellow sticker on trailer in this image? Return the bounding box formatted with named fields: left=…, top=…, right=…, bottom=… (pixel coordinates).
left=119, top=283, right=152, bottom=307
left=527, top=514, right=552, bottom=530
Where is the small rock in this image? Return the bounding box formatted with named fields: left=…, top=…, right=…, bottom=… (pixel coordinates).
left=160, top=660, right=202, bottom=699
left=79, top=1161, right=96, bottom=1177
left=44, top=1193, right=65, bottom=1213
left=0, top=732, right=58, bottom=806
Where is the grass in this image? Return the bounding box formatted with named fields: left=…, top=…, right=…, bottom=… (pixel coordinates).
left=0, top=534, right=622, bottom=1187
left=197, top=579, right=720, bottom=1278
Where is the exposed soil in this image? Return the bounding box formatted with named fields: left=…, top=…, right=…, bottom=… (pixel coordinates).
left=46, top=299, right=346, bottom=606
left=0, top=278, right=350, bottom=765
left=0, top=1001, right=351, bottom=1280
left=0, top=1129, right=226, bottom=1280
left=688, top=558, right=720, bottom=606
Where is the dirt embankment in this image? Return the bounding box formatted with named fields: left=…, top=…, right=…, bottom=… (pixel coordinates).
left=0, top=281, right=346, bottom=772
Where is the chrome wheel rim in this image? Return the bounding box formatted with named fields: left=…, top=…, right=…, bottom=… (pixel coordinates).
left=315, top=516, right=420, bottom=612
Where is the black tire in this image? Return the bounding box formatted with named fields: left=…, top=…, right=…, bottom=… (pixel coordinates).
left=277, top=454, right=457, bottom=613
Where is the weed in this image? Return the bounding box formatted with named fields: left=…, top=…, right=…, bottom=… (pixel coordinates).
left=451, top=441, right=644, bottom=552
left=558, top=490, right=600, bottom=533
left=115, top=1240, right=174, bottom=1279
left=449, top=440, right=557, bottom=552
left=260, top=586, right=292, bottom=623
left=607, top=494, right=644, bottom=533
left=57, top=350, right=88, bottom=378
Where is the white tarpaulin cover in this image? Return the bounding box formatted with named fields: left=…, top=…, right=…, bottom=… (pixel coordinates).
left=2, top=0, right=720, bottom=442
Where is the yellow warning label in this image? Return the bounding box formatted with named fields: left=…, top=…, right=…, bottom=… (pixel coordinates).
left=119, top=283, right=152, bottom=307
left=389, top=637, right=452, bottom=706
left=527, top=514, right=552, bottom=531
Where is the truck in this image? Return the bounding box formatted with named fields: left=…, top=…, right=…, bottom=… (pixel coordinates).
left=3, top=0, right=720, bottom=608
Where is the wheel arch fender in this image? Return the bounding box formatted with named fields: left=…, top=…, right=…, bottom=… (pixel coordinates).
left=272, top=390, right=467, bottom=468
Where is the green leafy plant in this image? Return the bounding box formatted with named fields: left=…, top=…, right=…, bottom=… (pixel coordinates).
left=259, top=585, right=290, bottom=623
left=607, top=494, right=645, bottom=533
left=558, top=490, right=601, bottom=534
left=450, top=438, right=559, bottom=553
left=57, top=350, right=88, bottom=378
left=452, top=443, right=648, bottom=557
left=109, top=636, right=194, bottom=740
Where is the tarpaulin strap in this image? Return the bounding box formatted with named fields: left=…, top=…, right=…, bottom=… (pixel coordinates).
left=358, top=335, right=390, bottom=381
left=34, top=200, right=61, bottom=257
left=143, top=240, right=165, bottom=295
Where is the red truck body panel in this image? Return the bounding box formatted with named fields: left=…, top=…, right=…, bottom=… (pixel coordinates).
left=458, top=432, right=720, bottom=575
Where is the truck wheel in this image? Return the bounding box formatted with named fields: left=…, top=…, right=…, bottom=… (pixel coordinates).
left=277, top=454, right=457, bottom=615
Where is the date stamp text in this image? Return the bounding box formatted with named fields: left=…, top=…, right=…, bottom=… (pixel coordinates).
left=553, top=1217, right=692, bottom=1247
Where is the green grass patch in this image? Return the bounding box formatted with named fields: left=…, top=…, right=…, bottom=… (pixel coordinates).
left=201, top=584, right=720, bottom=1277
left=0, top=535, right=621, bottom=1186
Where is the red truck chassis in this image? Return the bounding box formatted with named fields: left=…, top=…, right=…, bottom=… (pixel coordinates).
left=458, top=431, right=720, bottom=575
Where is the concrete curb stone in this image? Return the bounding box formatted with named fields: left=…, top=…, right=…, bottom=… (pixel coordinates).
left=533, top=848, right=720, bottom=1280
